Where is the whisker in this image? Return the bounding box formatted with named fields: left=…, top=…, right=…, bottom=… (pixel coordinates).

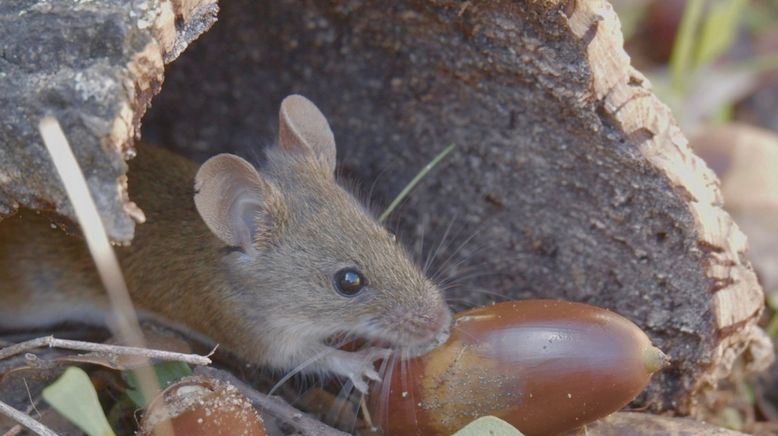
left=429, top=227, right=488, bottom=283
left=423, top=215, right=459, bottom=275
left=453, top=325, right=482, bottom=344
left=402, top=356, right=414, bottom=403
left=367, top=167, right=391, bottom=211
left=443, top=298, right=476, bottom=311
left=277, top=378, right=311, bottom=410
left=438, top=269, right=508, bottom=290
left=375, top=351, right=398, bottom=431
left=459, top=286, right=511, bottom=300
left=414, top=215, right=427, bottom=262
left=326, top=380, right=358, bottom=429
left=268, top=347, right=336, bottom=395
left=434, top=258, right=495, bottom=285
left=436, top=261, right=503, bottom=289
left=402, top=355, right=421, bottom=431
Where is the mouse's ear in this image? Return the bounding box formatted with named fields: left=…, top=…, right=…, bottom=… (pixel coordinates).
left=194, top=154, right=286, bottom=253
left=278, top=94, right=337, bottom=175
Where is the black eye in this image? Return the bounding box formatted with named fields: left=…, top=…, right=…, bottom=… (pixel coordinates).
left=333, top=268, right=367, bottom=297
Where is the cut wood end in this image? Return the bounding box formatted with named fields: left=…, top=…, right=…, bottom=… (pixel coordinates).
left=557, top=0, right=769, bottom=414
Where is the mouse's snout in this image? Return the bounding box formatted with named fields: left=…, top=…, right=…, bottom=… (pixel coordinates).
left=390, top=298, right=452, bottom=355
left=426, top=304, right=453, bottom=339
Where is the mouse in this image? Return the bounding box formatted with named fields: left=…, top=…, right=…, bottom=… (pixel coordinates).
left=0, top=95, right=452, bottom=393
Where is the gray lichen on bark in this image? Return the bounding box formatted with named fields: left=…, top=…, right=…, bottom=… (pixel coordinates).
left=0, top=0, right=217, bottom=242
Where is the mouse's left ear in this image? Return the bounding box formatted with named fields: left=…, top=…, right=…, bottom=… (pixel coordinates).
left=278, top=94, right=337, bottom=175
left=194, top=154, right=286, bottom=253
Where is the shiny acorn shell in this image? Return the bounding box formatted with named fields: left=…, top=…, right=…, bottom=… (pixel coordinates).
left=371, top=299, right=668, bottom=436
left=140, top=376, right=267, bottom=436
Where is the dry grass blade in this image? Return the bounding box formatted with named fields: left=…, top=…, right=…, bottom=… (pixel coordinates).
left=38, top=117, right=173, bottom=436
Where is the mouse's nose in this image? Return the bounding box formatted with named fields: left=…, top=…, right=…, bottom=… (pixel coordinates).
left=433, top=305, right=453, bottom=335
left=415, top=303, right=452, bottom=340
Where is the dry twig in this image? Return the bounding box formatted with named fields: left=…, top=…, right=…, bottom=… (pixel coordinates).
left=2, top=398, right=41, bottom=436
left=0, top=399, right=56, bottom=436
left=0, top=336, right=211, bottom=366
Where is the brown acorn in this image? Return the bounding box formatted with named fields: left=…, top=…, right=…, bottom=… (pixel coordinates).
left=140, top=376, right=267, bottom=436
left=371, top=299, right=668, bottom=435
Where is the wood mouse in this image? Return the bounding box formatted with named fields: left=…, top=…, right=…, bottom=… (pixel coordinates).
left=0, top=95, right=452, bottom=393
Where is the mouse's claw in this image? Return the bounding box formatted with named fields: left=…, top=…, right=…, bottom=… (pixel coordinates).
left=351, top=376, right=370, bottom=394
left=327, top=347, right=393, bottom=395
left=364, top=367, right=381, bottom=383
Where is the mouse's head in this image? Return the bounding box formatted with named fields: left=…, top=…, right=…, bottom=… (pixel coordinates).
left=193, top=95, right=451, bottom=357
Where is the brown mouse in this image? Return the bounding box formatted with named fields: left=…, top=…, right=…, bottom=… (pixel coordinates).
left=0, top=95, right=452, bottom=393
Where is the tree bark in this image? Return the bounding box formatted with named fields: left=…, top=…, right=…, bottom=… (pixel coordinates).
left=0, top=0, right=217, bottom=242
left=2, top=0, right=770, bottom=416
left=565, top=412, right=747, bottom=435
left=141, top=0, right=771, bottom=414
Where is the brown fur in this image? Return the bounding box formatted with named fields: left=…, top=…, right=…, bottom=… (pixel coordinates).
left=0, top=96, right=451, bottom=391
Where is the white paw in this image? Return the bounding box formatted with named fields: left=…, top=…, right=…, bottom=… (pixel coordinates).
left=330, top=347, right=392, bottom=394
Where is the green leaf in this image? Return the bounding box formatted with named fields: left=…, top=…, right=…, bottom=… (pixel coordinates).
left=123, top=361, right=192, bottom=408
left=452, top=416, right=524, bottom=436
left=42, top=367, right=116, bottom=436
left=694, top=0, right=746, bottom=67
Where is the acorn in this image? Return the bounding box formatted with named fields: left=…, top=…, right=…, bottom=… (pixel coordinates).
left=140, top=375, right=267, bottom=436
left=371, top=299, right=668, bottom=435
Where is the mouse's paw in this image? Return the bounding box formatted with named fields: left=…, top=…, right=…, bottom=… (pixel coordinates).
left=329, top=347, right=392, bottom=394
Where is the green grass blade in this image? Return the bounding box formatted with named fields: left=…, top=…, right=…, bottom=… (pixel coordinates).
left=694, top=0, right=746, bottom=67
left=669, top=0, right=706, bottom=93
left=379, top=143, right=456, bottom=223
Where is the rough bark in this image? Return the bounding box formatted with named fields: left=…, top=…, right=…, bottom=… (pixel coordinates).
left=691, top=124, right=778, bottom=295
left=140, top=0, right=770, bottom=414
left=0, top=0, right=770, bottom=419
left=565, top=412, right=747, bottom=435
left=0, top=0, right=218, bottom=242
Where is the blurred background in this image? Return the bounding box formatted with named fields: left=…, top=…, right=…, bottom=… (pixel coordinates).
left=611, top=0, right=778, bottom=433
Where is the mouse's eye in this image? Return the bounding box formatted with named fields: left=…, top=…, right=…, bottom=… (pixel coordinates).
left=333, top=268, right=367, bottom=297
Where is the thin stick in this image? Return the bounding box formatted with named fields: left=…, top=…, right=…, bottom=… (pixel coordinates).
left=0, top=399, right=56, bottom=436
left=378, top=143, right=456, bottom=223
left=2, top=398, right=40, bottom=436
left=195, top=366, right=349, bottom=436
left=39, top=117, right=172, bottom=436
left=0, top=336, right=211, bottom=366
left=359, top=395, right=374, bottom=429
